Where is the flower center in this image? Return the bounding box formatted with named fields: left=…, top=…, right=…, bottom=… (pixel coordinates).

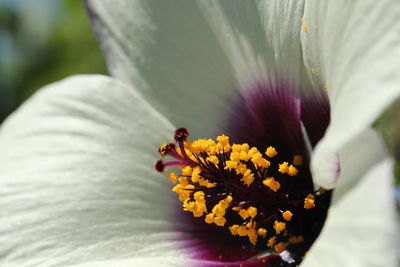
left=156, top=127, right=331, bottom=265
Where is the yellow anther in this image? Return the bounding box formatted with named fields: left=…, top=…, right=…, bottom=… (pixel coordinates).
left=238, top=209, right=250, bottom=220
left=241, top=170, right=255, bottom=186
left=237, top=226, right=248, bottom=236
left=282, top=210, right=293, bottom=221
left=293, top=155, right=303, bottom=166
left=214, top=216, right=227, bottom=226
left=274, top=242, right=286, bottom=253
left=304, top=194, right=316, bottom=209
left=229, top=224, right=239, bottom=235
left=288, top=165, right=298, bottom=176
left=191, top=167, right=201, bottom=183
left=248, top=147, right=259, bottom=156
left=190, top=140, right=203, bottom=153
left=193, top=191, right=205, bottom=201
left=231, top=144, right=242, bottom=153
left=212, top=204, right=225, bottom=217
left=178, top=177, right=189, bottom=187
left=267, top=237, right=276, bottom=248
left=207, top=155, right=219, bottom=165
left=257, top=228, right=267, bottom=237
left=172, top=184, right=194, bottom=202
left=254, top=157, right=270, bottom=168
left=169, top=172, right=178, bottom=184
left=225, top=160, right=238, bottom=170
left=247, top=228, right=258, bottom=245
left=181, top=166, right=193, bottom=176
left=216, top=135, right=229, bottom=146
left=289, top=235, right=304, bottom=244
left=273, top=221, right=286, bottom=234
left=246, top=221, right=256, bottom=229
left=230, top=152, right=240, bottom=162
left=158, top=144, right=168, bottom=157
left=241, top=143, right=250, bottom=152
left=235, top=163, right=248, bottom=175
left=205, top=213, right=214, bottom=224
left=263, top=177, right=281, bottom=192
left=239, top=151, right=251, bottom=161
left=225, top=195, right=233, bottom=203
left=248, top=206, right=258, bottom=218
left=278, top=162, right=289, bottom=174
left=206, top=183, right=216, bottom=188
left=265, top=146, right=278, bottom=158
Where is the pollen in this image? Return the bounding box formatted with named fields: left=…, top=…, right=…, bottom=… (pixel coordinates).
left=289, top=235, right=304, bottom=244
left=155, top=128, right=330, bottom=260
left=278, top=162, right=289, bottom=173
left=265, top=146, right=278, bottom=158
left=273, top=221, right=286, bottom=234
left=293, top=155, right=303, bottom=166
left=304, top=194, right=316, bottom=209
left=274, top=242, right=286, bottom=253
left=206, top=155, right=219, bottom=165
left=288, top=165, right=298, bottom=176
left=263, top=177, right=280, bottom=192
left=169, top=172, right=178, bottom=184
left=282, top=210, right=293, bottom=221
left=257, top=228, right=267, bottom=237
left=267, top=237, right=276, bottom=248
left=158, top=144, right=168, bottom=157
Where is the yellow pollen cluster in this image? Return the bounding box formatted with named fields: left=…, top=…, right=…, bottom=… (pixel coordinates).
left=265, top=146, right=278, bottom=158
left=233, top=206, right=258, bottom=220
left=205, top=195, right=233, bottom=226
left=304, top=194, right=316, bottom=209
left=229, top=221, right=260, bottom=245
left=183, top=191, right=207, bottom=217
left=158, top=131, right=312, bottom=254
left=278, top=162, right=299, bottom=176
left=267, top=236, right=276, bottom=248
left=293, top=155, right=303, bottom=166
left=273, top=221, right=286, bottom=234
left=289, top=235, right=305, bottom=244
left=282, top=210, right=293, bottom=221
left=274, top=242, right=286, bottom=253
left=159, top=143, right=168, bottom=157
left=263, top=177, right=280, bottom=192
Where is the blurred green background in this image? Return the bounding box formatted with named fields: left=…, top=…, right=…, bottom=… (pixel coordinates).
left=0, top=0, right=107, bottom=123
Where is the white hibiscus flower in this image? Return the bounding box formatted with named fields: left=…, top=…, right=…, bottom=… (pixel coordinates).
left=0, top=0, right=398, bottom=266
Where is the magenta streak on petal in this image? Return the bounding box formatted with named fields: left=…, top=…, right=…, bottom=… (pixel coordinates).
left=194, top=253, right=283, bottom=267
left=333, top=152, right=341, bottom=183
left=170, top=79, right=331, bottom=266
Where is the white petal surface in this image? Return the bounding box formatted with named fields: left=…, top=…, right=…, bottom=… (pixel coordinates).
left=331, top=127, right=388, bottom=203
left=301, top=0, right=400, bottom=188
left=86, top=0, right=312, bottom=138
left=69, top=257, right=187, bottom=267
left=301, top=158, right=397, bottom=267
left=0, top=75, right=191, bottom=266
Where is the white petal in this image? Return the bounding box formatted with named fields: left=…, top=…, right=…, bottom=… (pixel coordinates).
left=301, top=158, right=397, bottom=267
left=0, top=75, right=190, bottom=266
left=330, top=127, right=388, bottom=202
left=69, top=257, right=187, bottom=267
left=86, top=0, right=312, bottom=137
left=301, top=0, right=400, bottom=187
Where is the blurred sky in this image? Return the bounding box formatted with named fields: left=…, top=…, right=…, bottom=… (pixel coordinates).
left=0, top=0, right=107, bottom=122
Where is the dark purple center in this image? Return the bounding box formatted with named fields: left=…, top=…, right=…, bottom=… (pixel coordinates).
left=167, top=80, right=331, bottom=266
